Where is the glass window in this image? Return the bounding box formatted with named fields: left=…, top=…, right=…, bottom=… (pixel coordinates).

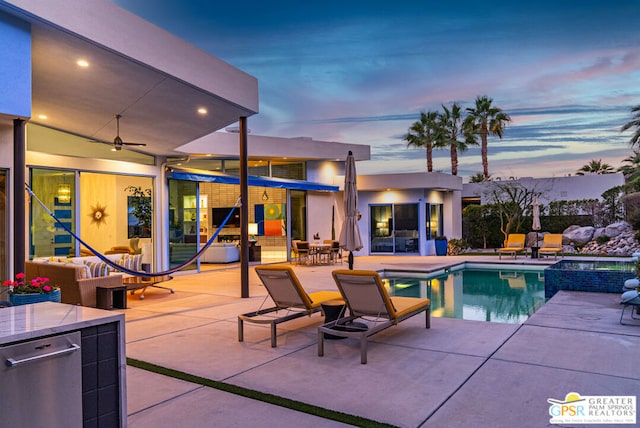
left=29, top=169, right=76, bottom=259
left=271, top=162, right=305, bottom=180
left=223, top=160, right=240, bottom=175
left=426, top=203, right=443, bottom=239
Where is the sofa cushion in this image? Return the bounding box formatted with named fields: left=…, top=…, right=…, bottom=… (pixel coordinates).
left=85, top=261, right=110, bottom=277
left=117, top=253, right=142, bottom=271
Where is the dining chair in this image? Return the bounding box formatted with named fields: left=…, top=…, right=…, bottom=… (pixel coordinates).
left=296, top=241, right=311, bottom=265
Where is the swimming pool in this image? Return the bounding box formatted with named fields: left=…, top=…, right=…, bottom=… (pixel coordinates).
left=381, top=264, right=546, bottom=324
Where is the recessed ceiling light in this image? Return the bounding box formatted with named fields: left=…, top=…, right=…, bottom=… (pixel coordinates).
left=77, top=59, right=89, bottom=68
left=197, top=107, right=208, bottom=115
left=38, top=114, right=48, bottom=120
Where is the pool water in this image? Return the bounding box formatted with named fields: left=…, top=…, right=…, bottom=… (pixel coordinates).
left=381, top=266, right=546, bottom=324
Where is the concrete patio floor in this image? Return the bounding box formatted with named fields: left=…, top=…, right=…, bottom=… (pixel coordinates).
left=122, top=256, right=640, bottom=427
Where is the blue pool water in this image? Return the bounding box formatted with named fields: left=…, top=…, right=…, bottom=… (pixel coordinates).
left=381, top=264, right=546, bottom=324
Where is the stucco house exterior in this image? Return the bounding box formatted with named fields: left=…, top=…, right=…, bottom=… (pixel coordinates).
left=0, top=0, right=465, bottom=287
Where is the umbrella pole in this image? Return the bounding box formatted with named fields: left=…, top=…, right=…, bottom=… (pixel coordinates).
left=348, top=251, right=354, bottom=270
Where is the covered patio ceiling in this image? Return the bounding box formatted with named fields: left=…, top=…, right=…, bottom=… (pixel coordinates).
left=0, top=0, right=258, bottom=157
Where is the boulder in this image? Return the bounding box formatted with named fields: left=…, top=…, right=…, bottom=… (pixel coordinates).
left=604, top=221, right=632, bottom=238
left=563, top=226, right=595, bottom=245
left=526, top=232, right=540, bottom=247
left=563, top=225, right=581, bottom=234
left=592, top=228, right=605, bottom=240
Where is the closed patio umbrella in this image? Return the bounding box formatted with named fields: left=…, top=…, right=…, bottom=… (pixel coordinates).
left=532, top=196, right=541, bottom=254
left=339, top=151, right=362, bottom=270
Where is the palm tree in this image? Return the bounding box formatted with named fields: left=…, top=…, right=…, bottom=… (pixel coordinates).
left=436, top=103, right=475, bottom=176
left=404, top=110, right=439, bottom=172
left=465, top=95, right=511, bottom=180
left=618, top=150, right=640, bottom=177
left=575, top=159, right=615, bottom=175
left=469, top=172, right=489, bottom=183
left=621, top=104, right=640, bottom=147
left=618, top=150, right=640, bottom=192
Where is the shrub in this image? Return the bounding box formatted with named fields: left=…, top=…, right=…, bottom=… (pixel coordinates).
left=447, top=238, right=469, bottom=255
left=595, top=235, right=611, bottom=245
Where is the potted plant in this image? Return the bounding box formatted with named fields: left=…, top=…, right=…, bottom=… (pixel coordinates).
left=3, top=272, right=61, bottom=306
left=126, top=185, right=152, bottom=238
left=434, top=236, right=448, bottom=256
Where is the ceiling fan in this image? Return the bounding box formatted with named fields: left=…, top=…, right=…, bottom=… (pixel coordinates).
left=110, top=114, right=146, bottom=151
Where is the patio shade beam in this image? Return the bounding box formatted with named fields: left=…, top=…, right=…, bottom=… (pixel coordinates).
left=240, top=117, right=249, bottom=298
left=14, top=119, right=26, bottom=276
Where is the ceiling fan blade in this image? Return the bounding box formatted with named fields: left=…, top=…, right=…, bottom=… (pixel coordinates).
left=112, top=116, right=147, bottom=148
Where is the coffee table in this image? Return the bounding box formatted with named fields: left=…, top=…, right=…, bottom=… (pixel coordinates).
left=122, top=275, right=174, bottom=300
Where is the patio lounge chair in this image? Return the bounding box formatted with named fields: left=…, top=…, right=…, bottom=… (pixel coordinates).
left=498, top=234, right=526, bottom=259
left=238, top=265, right=342, bottom=347
left=538, top=234, right=563, bottom=260
left=318, top=270, right=431, bottom=364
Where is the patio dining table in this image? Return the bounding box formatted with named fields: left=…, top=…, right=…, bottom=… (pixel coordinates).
left=309, top=243, right=331, bottom=264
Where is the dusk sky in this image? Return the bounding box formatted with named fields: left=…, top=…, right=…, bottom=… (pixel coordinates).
left=113, top=0, right=640, bottom=181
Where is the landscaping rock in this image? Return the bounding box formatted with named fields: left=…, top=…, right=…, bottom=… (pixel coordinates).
left=528, top=222, right=639, bottom=256
left=604, top=221, right=632, bottom=238
left=592, top=228, right=605, bottom=240
left=578, top=229, right=639, bottom=256
left=563, top=226, right=595, bottom=245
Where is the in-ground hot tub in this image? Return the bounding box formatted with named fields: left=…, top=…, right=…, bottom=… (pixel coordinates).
left=544, top=260, right=635, bottom=298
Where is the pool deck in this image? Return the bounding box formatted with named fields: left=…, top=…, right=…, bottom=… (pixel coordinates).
left=124, top=255, right=640, bottom=427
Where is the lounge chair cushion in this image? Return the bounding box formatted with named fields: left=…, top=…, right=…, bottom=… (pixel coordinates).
left=622, top=290, right=640, bottom=304
left=308, top=291, right=343, bottom=308
left=623, top=278, right=639, bottom=290
left=390, top=296, right=431, bottom=319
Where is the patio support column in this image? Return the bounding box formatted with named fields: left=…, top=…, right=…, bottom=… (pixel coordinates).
left=239, top=116, right=249, bottom=298
left=13, top=118, right=26, bottom=275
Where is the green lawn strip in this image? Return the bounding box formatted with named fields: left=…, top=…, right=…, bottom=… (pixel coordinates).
left=127, top=358, right=397, bottom=428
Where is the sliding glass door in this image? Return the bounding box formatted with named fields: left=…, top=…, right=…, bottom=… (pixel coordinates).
left=168, top=179, right=198, bottom=269
left=370, top=203, right=419, bottom=254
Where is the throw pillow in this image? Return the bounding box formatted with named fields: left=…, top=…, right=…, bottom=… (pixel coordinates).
left=84, top=261, right=110, bottom=277
left=118, top=254, right=142, bottom=271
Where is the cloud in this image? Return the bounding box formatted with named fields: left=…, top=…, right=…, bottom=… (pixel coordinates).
left=114, top=0, right=640, bottom=179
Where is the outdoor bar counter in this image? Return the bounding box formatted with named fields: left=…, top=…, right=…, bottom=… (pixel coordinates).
left=0, top=302, right=127, bottom=427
